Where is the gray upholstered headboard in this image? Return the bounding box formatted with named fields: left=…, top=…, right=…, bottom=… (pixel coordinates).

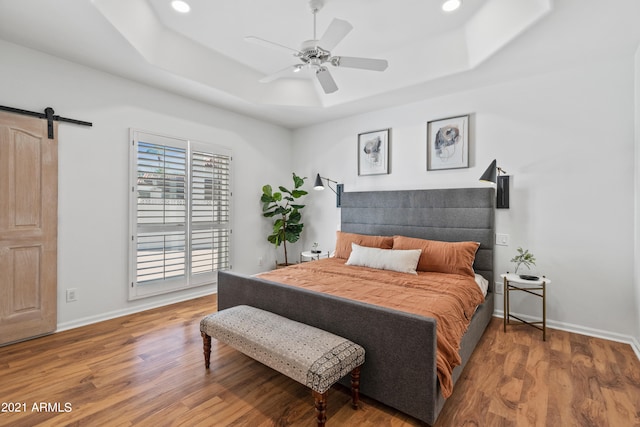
left=340, top=187, right=495, bottom=288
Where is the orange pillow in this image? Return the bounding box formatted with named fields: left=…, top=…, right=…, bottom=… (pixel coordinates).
left=334, top=231, right=393, bottom=259
left=392, top=235, right=479, bottom=277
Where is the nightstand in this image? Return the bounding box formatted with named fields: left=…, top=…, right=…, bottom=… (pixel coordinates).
left=300, top=250, right=329, bottom=262
left=501, top=273, right=551, bottom=341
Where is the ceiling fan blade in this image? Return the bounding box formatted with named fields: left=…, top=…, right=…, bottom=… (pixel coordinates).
left=333, top=56, right=389, bottom=71
left=259, top=65, right=301, bottom=83
left=316, top=67, right=338, bottom=94
left=244, top=36, right=301, bottom=56
left=258, top=65, right=301, bottom=83
left=318, top=18, right=353, bottom=51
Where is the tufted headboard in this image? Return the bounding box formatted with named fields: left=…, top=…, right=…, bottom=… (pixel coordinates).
left=340, top=187, right=495, bottom=288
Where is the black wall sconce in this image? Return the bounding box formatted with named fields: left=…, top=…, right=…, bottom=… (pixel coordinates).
left=479, top=159, right=509, bottom=209
left=313, top=173, right=343, bottom=207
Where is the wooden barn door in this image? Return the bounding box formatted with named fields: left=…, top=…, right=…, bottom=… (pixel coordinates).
left=0, top=111, right=57, bottom=345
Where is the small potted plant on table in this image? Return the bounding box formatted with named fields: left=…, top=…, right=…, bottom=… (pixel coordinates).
left=510, top=247, right=538, bottom=280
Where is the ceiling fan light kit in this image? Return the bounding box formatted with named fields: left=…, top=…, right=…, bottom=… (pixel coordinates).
left=247, top=0, right=389, bottom=94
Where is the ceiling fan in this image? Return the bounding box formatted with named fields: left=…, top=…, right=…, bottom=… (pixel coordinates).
left=245, top=0, right=389, bottom=94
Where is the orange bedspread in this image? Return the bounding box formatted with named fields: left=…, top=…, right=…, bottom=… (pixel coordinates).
left=257, top=257, right=484, bottom=398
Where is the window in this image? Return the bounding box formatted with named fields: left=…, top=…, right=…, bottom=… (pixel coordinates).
left=129, top=130, right=231, bottom=299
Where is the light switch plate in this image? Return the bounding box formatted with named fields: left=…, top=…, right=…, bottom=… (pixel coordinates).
left=495, top=233, right=509, bottom=246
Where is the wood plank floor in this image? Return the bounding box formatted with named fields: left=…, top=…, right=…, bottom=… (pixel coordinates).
left=1, top=295, right=638, bottom=426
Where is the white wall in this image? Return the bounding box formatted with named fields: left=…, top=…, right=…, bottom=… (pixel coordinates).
left=293, top=53, right=638, bottom=344
left=634, top=45, right=640, bottom=352
left=0, top=40, right=293, bottom=329
left=2, top=37, right=638, bottom=350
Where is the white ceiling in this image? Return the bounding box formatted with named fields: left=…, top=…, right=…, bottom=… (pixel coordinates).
left=146, top=0, right=486, bottom=75
left=1, top=0, right=640, bottom=129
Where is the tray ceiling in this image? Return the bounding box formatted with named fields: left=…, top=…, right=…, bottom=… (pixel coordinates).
left=1, top=0, right=639, bottom=128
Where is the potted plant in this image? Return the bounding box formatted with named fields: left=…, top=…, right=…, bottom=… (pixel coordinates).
left=510, top=247, right=537, bottom=279
left=260, top=173, right=307, bottom=266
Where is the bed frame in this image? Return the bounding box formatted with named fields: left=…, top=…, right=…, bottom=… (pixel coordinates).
left=218, top=187, right=495, bottom=425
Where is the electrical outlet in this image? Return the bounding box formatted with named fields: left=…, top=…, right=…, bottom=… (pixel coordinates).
left=495, top=282, right=504, bottom=294
left=258, top=257, right=263, bottom=266
left=66, top=288, right=78, bottom=302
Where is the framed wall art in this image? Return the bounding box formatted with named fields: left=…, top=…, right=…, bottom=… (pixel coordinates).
left=358, top=128, right=389, bottom=176
left=426, top=114, right=469, bottom=171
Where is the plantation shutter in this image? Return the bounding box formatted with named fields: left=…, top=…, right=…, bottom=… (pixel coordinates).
left=130, top=130, right=231, bottom=299
left=190, top=142, right=231, bottom=286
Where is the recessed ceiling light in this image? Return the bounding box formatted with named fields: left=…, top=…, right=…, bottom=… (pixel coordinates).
left=442, top=0, right=462, bottom=12
left=171, top=0, right=191, bottom=13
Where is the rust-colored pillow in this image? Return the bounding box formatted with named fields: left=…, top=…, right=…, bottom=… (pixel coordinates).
left=392, top=235, right=479, bottom=277
left=334, top=231, right=393, bottom=259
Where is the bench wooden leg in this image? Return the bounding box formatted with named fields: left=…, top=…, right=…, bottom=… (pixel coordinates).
left=201, top=332, right=211, bottom=369
left=351, top=366, right=361, bottom=408
left=312, top=390, right=328, bottom=427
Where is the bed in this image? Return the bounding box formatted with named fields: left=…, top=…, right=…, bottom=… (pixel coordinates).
left=217, top=187, right=495, bottom=425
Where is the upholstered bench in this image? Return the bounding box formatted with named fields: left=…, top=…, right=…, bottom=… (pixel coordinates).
left=200, top=305, right=365, bottom=426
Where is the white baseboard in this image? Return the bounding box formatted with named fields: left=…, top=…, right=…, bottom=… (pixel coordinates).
left=494, top=310, right=640, bottom=361
left=56, top=286, right=216, bottom=333
left=54, top=298, right=640, bottom=363
left=631, top=337, right=640, bottom=361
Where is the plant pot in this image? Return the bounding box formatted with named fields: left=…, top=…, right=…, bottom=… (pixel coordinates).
left=515, top=266, right=539, bottom=281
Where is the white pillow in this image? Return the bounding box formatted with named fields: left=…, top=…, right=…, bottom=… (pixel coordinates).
left=346, top=243, right=421, bottom=275
left=474, top=273, right=489, bottom=296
